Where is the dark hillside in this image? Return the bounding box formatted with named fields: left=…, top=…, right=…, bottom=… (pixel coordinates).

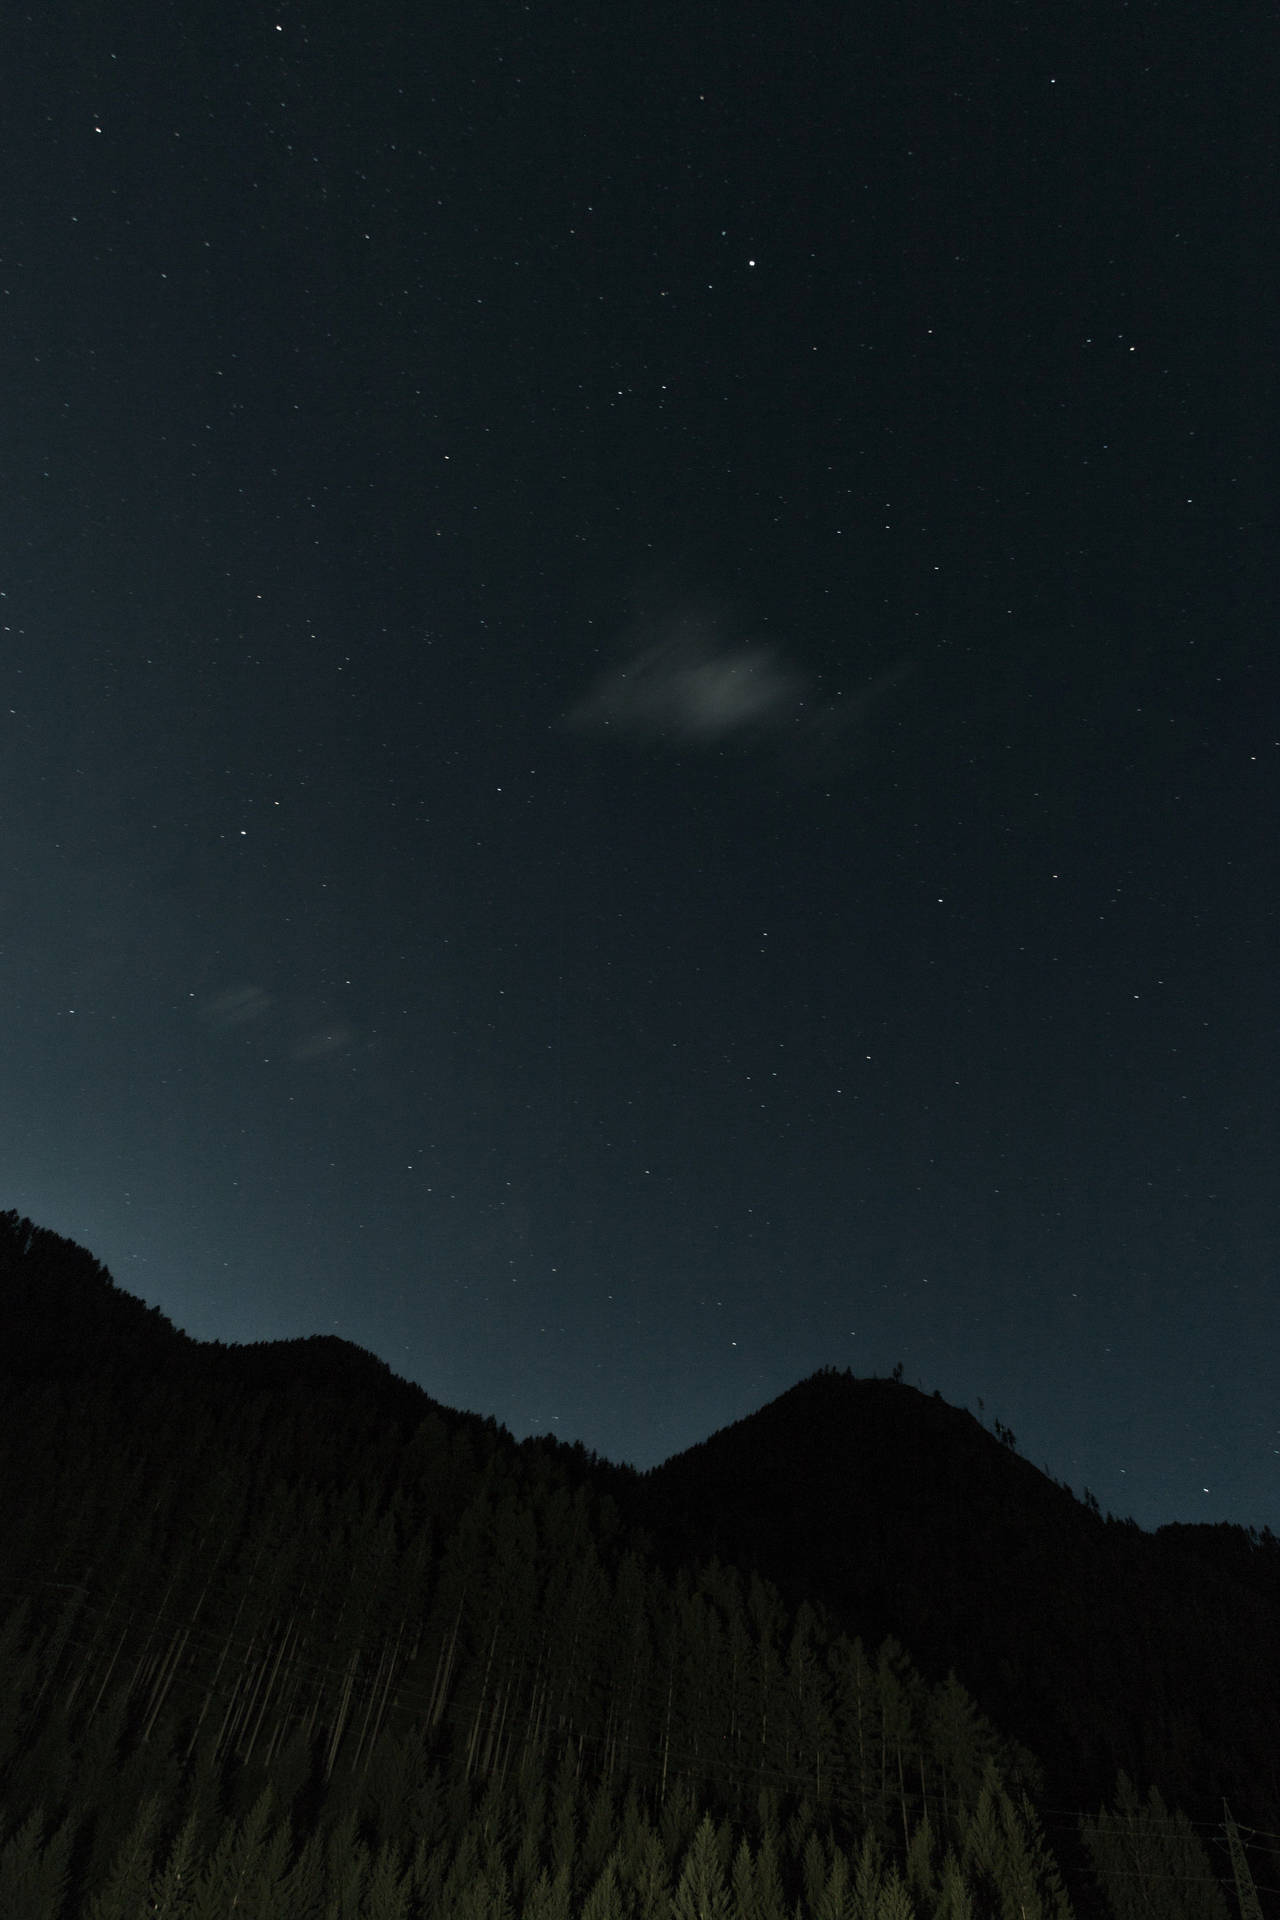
left=1, top=1214, right=1274, bottom=1917
left=643, top=1369, right=1280, bottom=1832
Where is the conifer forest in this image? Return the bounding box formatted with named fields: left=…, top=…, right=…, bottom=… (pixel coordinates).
left=2, top=1211, right=1277, bottom=1918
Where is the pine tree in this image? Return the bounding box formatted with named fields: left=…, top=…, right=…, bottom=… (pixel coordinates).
left=934, top=1852, right=974, bottom=1920
left=851, top=1827, right=885, bottom=1920
left=364, top=1839, right=414, bottom=1920
left=753, top=1802, right=788, bottom=1920
left=0, top=1808, right=73, bottom=1920
left=147, top=1811, right=203, bottom=1919
left=1082, top=1777, right=1230, bottom=1920
left=548, top=1746, right=578, bottom=1884
left=659, top=1778, right=700, bottom=1865
left=672, top=1813, right=732, bottom=1920
left=876, top=1640, right=924, bottom=1854
left=815, top=1845, right=854, bottom=1920
left=581, top=1854, right=626, bottom=1920
left=625, top=1820, right=671, bottom=1920
left=1001, top=1787, right=1072, bottom=1920
left=452, top=1863, right=515, bottom=1920
left=786, top=1604, right=834, bottom=1803
left=442, top=1824, right=484, bottom=1915
left=82, top=1793, right=161, bottom=1920
left=279, top=1825, right=327, bottom=1920
left=511, top=1776, right=547, bottom=1907
left=410, top=1830, right=450, bottom=1917
left=322, top=1809, right=372, bottom=1920
left=963, top=1767, right=1072, bottom=1920
left=829, top=1637, right=884, bottom=1840
left=580, top=1777, right=618, bottom=1893
left=732, top=1835, right=759, bottom=1920
left=926, top=1676, right=996, bottom=1839
left=802, top=1829, right=830, bottom=1916
left=187, top=1790, right=291, bottom=1920
left=522, top=1863, right=573, bottom=1920
left=905, top=1811, right=936, bottom=1909
left=875, top=1865, right=916, bottom=1920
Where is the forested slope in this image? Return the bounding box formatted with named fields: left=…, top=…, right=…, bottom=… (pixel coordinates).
left=643, top=1371, right=1280, bottom=1836
left=0, top=1212, right=1268, bottom=1918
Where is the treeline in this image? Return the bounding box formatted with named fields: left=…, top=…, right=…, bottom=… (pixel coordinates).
left=0, top=1730, right=1085, bottom=1920
left=4, top=1555, right=1220, bottom=1920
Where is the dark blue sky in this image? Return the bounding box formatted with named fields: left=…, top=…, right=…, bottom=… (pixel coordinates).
left=4, top=0, right=1277, bottom=1528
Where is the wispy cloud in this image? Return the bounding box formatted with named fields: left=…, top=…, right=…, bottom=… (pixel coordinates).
left=568, top=609, right=803, bottom=742
left=567, top=603, right=913, bottom=773
left=196, top=987, right=359, bottom=1066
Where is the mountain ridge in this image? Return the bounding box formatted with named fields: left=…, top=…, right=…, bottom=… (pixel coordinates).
left=642, top=1364, right=1280, bottom=1829
left=3, top=1206, right=1278, bottom=1905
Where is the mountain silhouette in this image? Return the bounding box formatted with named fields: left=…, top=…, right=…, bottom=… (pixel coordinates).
left=641, top=1369, right=1280, bottom=1830
left=2, top=1209, right=1276, bottom=1917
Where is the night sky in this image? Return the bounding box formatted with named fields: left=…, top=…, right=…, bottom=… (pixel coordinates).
left=5, top=0, right=1277, bottom=1530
